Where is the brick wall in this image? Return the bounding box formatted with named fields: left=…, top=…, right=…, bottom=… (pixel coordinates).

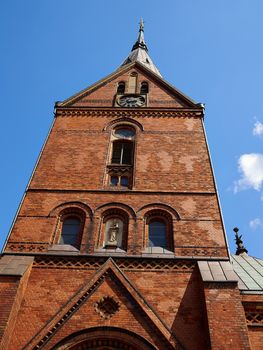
left=8, top=263, right=208, bottom=350
left=5, top=67, right=228, bottom=258
left=203, top=282, right=251, bottom=350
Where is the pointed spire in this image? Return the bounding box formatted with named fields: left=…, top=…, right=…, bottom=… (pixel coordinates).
left=233, top=227, right=248, bottom=255
left=131, top=18, right=148, bottom=51
left=120, top=20, right=162, bottom=77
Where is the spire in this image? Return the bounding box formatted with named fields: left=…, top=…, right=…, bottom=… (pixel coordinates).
left=131, top=18, right=148, bottom=51
left=120, top=20, right=162, bottom=77
left=233, top=227, right=248, bottom=255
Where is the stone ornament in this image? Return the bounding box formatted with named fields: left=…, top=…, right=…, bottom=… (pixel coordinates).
left=94, top=296, right=120, bottom=319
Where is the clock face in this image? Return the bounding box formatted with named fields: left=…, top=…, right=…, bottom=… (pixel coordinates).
left=118, top=95, right=145, bottom=107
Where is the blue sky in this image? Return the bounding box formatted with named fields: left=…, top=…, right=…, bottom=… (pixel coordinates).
left=1, top=0, right=263, bottom=257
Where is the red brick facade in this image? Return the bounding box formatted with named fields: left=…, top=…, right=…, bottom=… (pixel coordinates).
left=0, top=61, right=262, bottom=349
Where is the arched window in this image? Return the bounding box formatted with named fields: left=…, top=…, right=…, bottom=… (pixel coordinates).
left=148, top=219, right=167, bottom=248
left=111, top=140, right=133, bottom=165
left=117, top=81, right=125, bottom=94
left=145, top=210, right=174, bottom=252
left=107, top=126, right=136, bottom=188
left=59, top=216, right=82, bottom=248
left=140, top=82, right=149, bottom=94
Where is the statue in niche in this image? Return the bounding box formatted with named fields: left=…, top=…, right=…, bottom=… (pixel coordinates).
left=105, top=219, right=119, bottom=248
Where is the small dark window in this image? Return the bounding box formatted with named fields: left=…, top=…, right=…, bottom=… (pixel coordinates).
left=120, top=176, right=129, bottom=187
left=140, top=82, right=149, bottom=94
left=110, top=176, right=118, bottom=186
left=117, top=82, right=125, bottom=94
left=148, top=220, right=167, bottom=248
left=59, top=217, right=81, bottom=247
left=111, top=141, right=133, bottom=165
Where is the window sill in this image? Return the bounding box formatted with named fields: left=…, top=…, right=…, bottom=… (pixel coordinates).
left=48, top=244, right=80, bottom=255
left=142, top=247, right=174, bottom=255
left=94, top=247, right=127, bottom=255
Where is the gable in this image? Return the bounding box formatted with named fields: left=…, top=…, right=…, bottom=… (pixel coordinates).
left=59, top=62, right=197, bottom=109
left=22, top=259, right=183, bottom=350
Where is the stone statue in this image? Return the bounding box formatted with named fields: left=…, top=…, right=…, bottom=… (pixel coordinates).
left=106, top=220, right=119, bottom=247
left=233, top=227, right=248, bottom=255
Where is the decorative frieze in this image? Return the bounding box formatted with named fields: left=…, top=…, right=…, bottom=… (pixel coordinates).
left=33, top=256, right=195, bottom=271
left=5, top=242, right=49, bottom=253
left=246, top=311, right=263, bottom=325
left=56, top=109, right=202, bottom=119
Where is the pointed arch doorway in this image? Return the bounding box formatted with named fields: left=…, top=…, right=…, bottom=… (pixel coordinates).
left=52, top=327, right=158, bottom=350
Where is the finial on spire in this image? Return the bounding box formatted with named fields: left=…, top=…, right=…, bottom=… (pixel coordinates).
left=139, top=18, right=144, bottom=32
left=132, top=18, right=148, bottom=52
left=233, top=227, right=248, bottom=255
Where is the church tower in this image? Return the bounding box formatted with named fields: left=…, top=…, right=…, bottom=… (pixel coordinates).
left=1, top=21, right=261, bottom=350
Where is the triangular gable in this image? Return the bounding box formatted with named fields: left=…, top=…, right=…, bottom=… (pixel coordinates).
left=22, top=258, right=185, bottom=350
left=59, top=62, right=197, bottom=109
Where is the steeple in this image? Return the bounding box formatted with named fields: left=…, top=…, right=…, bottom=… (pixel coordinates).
left=120, top=19, right=162, bottom=77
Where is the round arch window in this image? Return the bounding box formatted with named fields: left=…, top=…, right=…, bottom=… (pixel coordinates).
left=59, top=216, right=81, bottom=248
left=148, top=219, right=167, bottom=249
left=114, top=127, right=135, bottom=139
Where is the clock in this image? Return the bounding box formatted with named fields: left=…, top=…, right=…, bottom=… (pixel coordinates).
left=117, top=95, right=146, bottom=107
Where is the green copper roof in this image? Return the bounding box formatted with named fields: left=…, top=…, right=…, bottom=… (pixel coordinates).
left=231, top=254, right=263, bottom=293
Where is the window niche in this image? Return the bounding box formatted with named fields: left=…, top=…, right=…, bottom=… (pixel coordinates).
left=102, top=211, right=128, bottom=251
left=128, top=72, right=138, bottom=93
left=107, top=125, right=136, bottom=189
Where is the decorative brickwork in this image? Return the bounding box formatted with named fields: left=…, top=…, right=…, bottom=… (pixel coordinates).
left=176, top=246, right=226, bottom=257
left=246, top=312, right=263, bottom=325
left=94, top=296, right=120, bottom=319
left=56, top=108, right=203, bottom=119
left=33, top=256, right=195, bottom=272
left=244, top=303, right=263, bottom=326
left=5, top=242, right=49, bottom=253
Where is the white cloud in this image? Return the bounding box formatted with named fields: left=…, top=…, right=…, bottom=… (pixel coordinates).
left=249, top=218, right=263, bottom=230
left=253, top=121, right=263, bottom=136
left=234, top=153, right=263, bottom=192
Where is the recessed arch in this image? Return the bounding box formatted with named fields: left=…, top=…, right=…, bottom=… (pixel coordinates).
left=51, top=326, right=158, bottom=350
left=103, top=117, right=144, bottom=131
left=137, top=203, right=180, bottom=220
left=95, top=202, right=136, bottom=219
left=49, top=201, right=93, bottom=218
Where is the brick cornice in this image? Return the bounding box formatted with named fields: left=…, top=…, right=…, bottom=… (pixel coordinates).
left=55, top=107, right=203, bottom=119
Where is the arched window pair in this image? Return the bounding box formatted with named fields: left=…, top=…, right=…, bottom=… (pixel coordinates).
left=117, top=81, right=149, bottom=94
left=107, top=125, right=136, bottom=189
